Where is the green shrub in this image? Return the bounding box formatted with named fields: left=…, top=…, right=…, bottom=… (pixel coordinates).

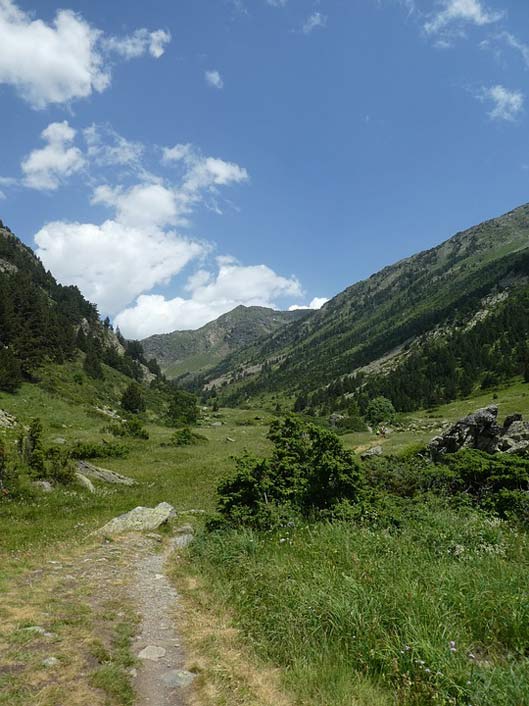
left=107, top=417, right=149, bottom=440
left=69, top=440, right=129, bottom=459
left=121, top=382, right=146, bottom=414
left=162, top=427, right=207, bottom=447
left=167, top=389, right=198, bottom=426
left=215, top=416, right=364, bottom=528
left=365, top=395, right=396, bottom=426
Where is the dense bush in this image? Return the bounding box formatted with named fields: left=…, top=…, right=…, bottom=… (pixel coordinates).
left=214, top=416, right=363, bottom=528
left=121, top=382, right=146, bottom=414
left=162, top=427, right=207, bottom=447
left=107, top=417, right=149, bottom=440
left=167, top=390, right=199, bottom=426
left=69, top=439, right=129, bottom=459
left=365, top=395, right=396, bottom=425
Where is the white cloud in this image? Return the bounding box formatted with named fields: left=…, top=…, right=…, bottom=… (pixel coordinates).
left=302, top=12, right=327, bottom=35
left=477, top=84, right=524, bottom=122
left=0, top=190, right=5, bottom=200
left=32, top=139, right=251, bottom=318
left=114, top=257, right=303, bottom=338
left=205, top=69, right=224, bottom=89
left=288, top=297, right=328, bottom=311
left=102, top=28, right=171, bottom=60
left=496, top=32, right=529, bottom=68
left=0, top=0, right=170, bottom=108
left=425, top=0, right=503, bottom=35
left=35, top=219, right=204, bottom=316
left=91, top=182, right=180, bottom=229
left=21, top=121, right=85, bottom=191
left=84, top=124, right=144, bottom=168
left=267, top=0, right=287, bottom=7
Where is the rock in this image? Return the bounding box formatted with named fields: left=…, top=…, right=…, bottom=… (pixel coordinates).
left=174, top=523, right=194, bottom=535
left=211, top=421, right=222, bottom=427
left=97, top=502, right=176, bottom=536
left=42, top=656, right=59, bottom=668
left=23, top=626, right=55, bottom=638
left=138, top=645, right=166, bottom=661
left=360, top=445, right=384, bottom=460
left=75, top=472, right=95, bottom=493
left=429, top=406, right=529, bottom=458
left=53, top=437, right=66, bottom=445
left=0, top=409, right=16, bottom=429
left=77, top=461, right=136, bottom=486
left=33, top=480, right=53, bottom=493
left=225, top=436, right=235, bottom=442
left=161, top=669, right=195, bottom=688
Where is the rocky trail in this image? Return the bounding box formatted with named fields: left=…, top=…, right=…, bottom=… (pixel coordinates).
left=0, top=522, right=196, bottom=706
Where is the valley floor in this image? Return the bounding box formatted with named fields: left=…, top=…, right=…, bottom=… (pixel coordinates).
left=1, top=376, right=529, bottom=705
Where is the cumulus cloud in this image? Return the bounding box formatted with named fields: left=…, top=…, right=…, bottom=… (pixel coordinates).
left=205, top=69, right=224, bottom=89
left=425, top=0, right=503, bottom=35
left=21, top=121, right=85, bottom=191
left=302, top=12, right=327, bottom=35
left=477, top=84, right=524, bottom=122
left=288, top=297, right=328, bottom=311
left=114, top=257, right=303, bottom=338
left=32, top=139, right=252, bottom=319
left=0, top=0, right=170, bottom=108
left=34, top=219, right=204, bottom=316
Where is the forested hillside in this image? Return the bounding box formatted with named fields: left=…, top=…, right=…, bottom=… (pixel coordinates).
left=200, top=203, right=529, bottom=413
left=0, top=220, right=159, bottom=392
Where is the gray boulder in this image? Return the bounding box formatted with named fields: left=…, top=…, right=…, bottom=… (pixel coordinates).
left=360, top=445, right=384, bottom=460
left=429, top=406, right=529, bottom=458
left=77, top=461, right=136, bottom=486
left=97, top=502, right=176, bottom=536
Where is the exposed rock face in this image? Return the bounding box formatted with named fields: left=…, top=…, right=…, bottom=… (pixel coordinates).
left=360, top=445, right=384, bottom=460
left=97, top=502, right=176, bottom=536
left=429, top=406, right=529, bottom=458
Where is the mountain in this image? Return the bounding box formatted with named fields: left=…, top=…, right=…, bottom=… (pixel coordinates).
left=141, top=305, right=310, bottom=379
left=0, top=219, right=157, bottom=391
left=201, top=203, right=529, bottom=412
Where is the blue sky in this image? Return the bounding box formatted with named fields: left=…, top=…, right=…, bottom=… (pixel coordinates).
left=1, top=0, right=528, bottom=337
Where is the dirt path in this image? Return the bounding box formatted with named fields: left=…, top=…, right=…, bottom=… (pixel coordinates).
left=0, top=530, right=195, bottom=706
left=131, top=533, right=195, bottom=706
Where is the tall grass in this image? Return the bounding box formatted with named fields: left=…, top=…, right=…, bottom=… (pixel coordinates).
left=191, top=502, right=529, bottom=705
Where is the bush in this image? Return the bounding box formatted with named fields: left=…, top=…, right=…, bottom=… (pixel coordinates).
left=162, top=427, right=207, bottom=447
left=167, top=390, right=198, bottom=426
left=215, top=416, right=364, bottom=528
left=107, top=417, right=149, bottom=440
left=366, top=395, right=396, bottom=426
left=69, top=440, right=129, bottom=459
left=121, top=382, right=146, bottom=414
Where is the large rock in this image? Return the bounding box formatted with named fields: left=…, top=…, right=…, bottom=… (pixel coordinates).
left=77, top=461, right=136, bottom=486
left=97, top=502, right=176, bottom=536
left=429, top=406, right=529, bottom=458
left=0, top=409, right=17, bottom=429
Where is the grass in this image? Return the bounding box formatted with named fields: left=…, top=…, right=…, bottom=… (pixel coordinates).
left=2, top=366, right=529, bottom=706
left=189, top=502, right=529, bottom=706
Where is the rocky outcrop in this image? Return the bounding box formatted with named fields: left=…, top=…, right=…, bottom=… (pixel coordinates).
left=77, top=461, right=136, bottom=486
left=429, top=406, right=529, bottom=458
left=96, top=502, right=176, bottom=536
left=0, top=409, right=17, bottom=429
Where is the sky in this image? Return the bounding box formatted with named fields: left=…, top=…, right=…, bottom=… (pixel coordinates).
left=1, top=0, right=529, bottom=339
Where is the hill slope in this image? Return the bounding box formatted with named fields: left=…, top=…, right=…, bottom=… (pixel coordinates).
left=203, top=202, right=529, bottom=410
left=141, top=305, right=310, bottom=378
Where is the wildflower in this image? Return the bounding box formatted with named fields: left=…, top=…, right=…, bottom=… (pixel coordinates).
left=425, top=668, right=431, bottom=674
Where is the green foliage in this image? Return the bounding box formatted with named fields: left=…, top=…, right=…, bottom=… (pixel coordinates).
left=69, top=440, right=128, bottom=459
left=215, top=416, right=363, bottom=527
left=163, top=427, right=207, bottom=447
left=0, top=346, right=22, bottom=392
left=167, top=389, right=199, bottom=426
left=83, top=347, right=104, bottom=380
left=365, top=395, right=396, bottom=425
left=15, top=418, right=75, bottom=485
left=107, top=416, right=149, bottom=440
left=121, top=382, right=146, bottom=414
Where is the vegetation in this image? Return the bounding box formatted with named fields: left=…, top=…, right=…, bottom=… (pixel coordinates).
left=120, top=382, right=146, bottom=414
left=166, top=388, right=199, bottom=426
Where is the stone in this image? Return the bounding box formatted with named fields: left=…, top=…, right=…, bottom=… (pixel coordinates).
left=360, top=445, right=384, bottom=460
left=42, top=656, right=59, bottom=668
left=53, top=437, right=66, bottom=445
left=161, top=669, right=195, bottom=688
left=77, top=461, right=136, bottom=486
left=97, top=502, right=176, bottom=536
left=174, top=523, right=194, bottom=535
left=429, top=407, right=529, bottom=458
left=75, top=472, right=95, bottom=493
left=138, top=645, right=166, bottom=661
left=33, top=480, right=53, bottom=493
left=0, top=409, right=16, bottom=429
